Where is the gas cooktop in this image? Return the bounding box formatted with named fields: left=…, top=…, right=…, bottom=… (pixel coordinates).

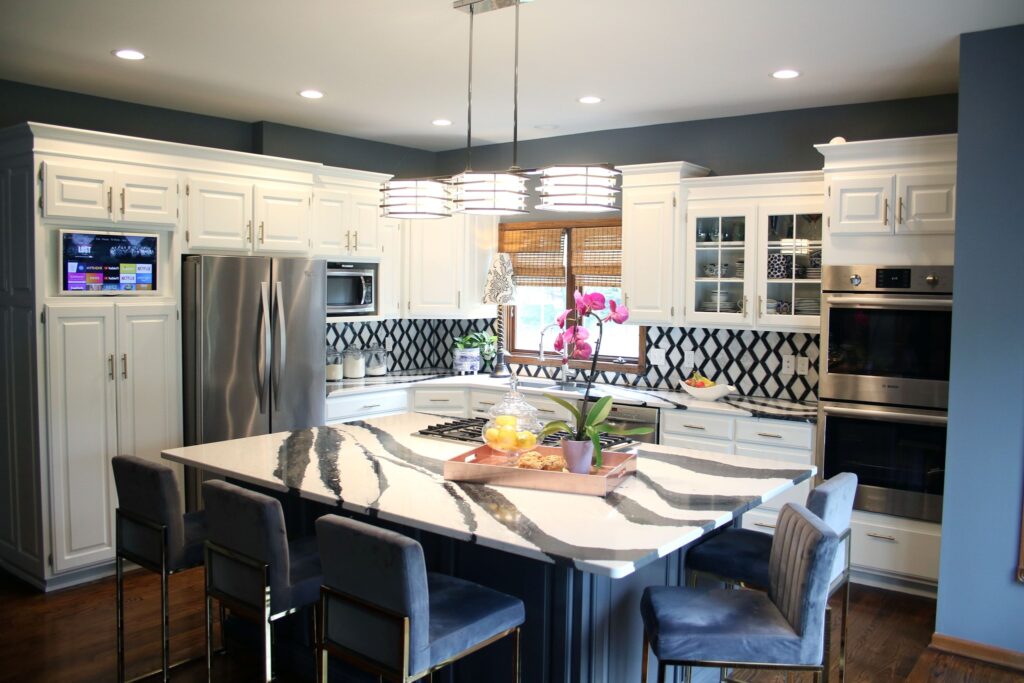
left=415, top=417, right=636, bottom=451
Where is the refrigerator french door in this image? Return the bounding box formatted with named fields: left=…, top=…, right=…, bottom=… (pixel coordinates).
left=182, top=255, right=326, bottom=506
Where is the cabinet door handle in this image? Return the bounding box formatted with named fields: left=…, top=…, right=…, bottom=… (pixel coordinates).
left=741, top=295, right=748, bottom=316
left=121, top=354, right=128, bottom=379
left=362, top=403, right=381, bottom=409
left=759, top=295, right=764, bottom=316
left=247, top=219, right=253, bottom=242
left=757, top=432, right=783, bottom=439
left=898, top=197, right=904, bottom=224
left=120, top=188, right=126, bottom=215
left=346, top=231, right=351, bottom=250
left=259, top=221, right=265, bottom=243
left=457, top=290, right=462, bottom=308
left=883, top=197, right=889, bottom=226
left=683, top=424, right=706, bottom=431
left=866, top=532, right=897, bottom=542
left=107, top=187, right=113, bottom=214
left=754, top=522, right=777, bottom=530
left=108, top=354, right=115, bottom=380
left=354, top=230, right=359, bottom=249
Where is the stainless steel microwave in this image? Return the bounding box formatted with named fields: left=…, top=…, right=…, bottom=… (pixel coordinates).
left=326, top=262, right=376, bottom=315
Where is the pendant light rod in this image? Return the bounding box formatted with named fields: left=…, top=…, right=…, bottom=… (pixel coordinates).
left=465, top=4, right=475, bottom=172
left=511, top=0, right=520, bottom=170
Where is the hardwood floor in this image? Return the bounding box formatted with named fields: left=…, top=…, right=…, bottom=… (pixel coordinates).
left=0, top=568, right=1019, bottom=682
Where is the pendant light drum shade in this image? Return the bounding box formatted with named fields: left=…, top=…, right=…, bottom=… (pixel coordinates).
left=450, top=171, right=528, bottom=216
left=380, top=179, right=451, bottom=219
left=536, top=164, right=620, bottom=212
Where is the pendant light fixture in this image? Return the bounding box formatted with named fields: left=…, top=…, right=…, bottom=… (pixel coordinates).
left=535, top=163, right=621, bottom=212
left=380, top=178, right=451, bottom=219
left=449, top=2, right=528, bottom=216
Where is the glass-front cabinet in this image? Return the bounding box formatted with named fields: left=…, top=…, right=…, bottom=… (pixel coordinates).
left=684, top=205, right=756, bottom=326
left=756, top=203, right=823, bottom=331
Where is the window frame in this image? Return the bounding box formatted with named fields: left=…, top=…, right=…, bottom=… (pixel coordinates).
left=501, top=218, right=647, bottom=374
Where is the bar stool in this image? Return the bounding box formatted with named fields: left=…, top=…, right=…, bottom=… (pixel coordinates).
left=112, top=455, right=208, bottom=683
left=315, top=514, right=525, bottom=683
left=685, top=473, right=858, bottom=682
left=641, top=503, right=841, bottom=683
left=202, top=480, right=323, bottom=683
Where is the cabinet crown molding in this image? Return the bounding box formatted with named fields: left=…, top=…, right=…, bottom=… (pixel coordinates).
left=618, top=160, right=711, bottom=188
left=815, top=134, right=957, bottom=171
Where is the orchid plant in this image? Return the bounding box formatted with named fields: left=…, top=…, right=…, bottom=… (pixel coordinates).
left=537, top=292, right=653, bottom=467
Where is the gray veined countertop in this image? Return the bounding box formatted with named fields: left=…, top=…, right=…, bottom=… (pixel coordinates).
left=326, top=370, right=818, bottom=423
left=163, top=411, right=815, bottom=578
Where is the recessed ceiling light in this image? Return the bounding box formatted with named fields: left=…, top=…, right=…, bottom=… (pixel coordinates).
left=112, top=49, right=145, bottom=61
left=578, top=95, right=602, bottom=104
left=432, top=119, right=453, bottom=127
left=772, top=69, right=800, bottom=80
left=299, top=89, right=324, bottom=99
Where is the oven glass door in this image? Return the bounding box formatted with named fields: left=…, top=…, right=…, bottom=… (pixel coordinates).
left=821, top=404, right=946, bottom=522
left=821, top=294, right=952, bottom=407
left=326, top=272, right=373, bottom=313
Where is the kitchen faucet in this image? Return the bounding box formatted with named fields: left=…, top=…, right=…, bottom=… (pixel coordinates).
left=538, top=323, right=571, bottom=385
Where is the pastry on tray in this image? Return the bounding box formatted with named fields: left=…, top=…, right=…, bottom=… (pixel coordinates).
left=516, top=450, right=568, bottom=472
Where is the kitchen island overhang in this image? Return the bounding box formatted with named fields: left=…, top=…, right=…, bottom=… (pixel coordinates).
left=162, top=411, right=815, bottom=580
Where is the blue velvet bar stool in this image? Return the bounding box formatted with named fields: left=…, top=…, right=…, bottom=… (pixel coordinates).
left=112, top=455, right=208, bottom=683
left=641, top=503, right=841, bottom=683
left=315, top=514, right=525, bottom=683
left=202, top=480, right=324, bottom=683
left=685, top=472, right=858, bottom=682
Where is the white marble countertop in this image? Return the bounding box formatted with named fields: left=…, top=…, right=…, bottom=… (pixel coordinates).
left=163, top=411, right=815, bottom=578
left=327, top=370, right=817, bottom=423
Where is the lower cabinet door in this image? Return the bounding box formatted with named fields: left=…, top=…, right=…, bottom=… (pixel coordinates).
left=46, top=304, right=119, bottom=572
left=660, top=432, right=734, bottom=454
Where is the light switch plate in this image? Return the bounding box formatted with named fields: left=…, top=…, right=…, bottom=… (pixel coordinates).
left=781, top=354, right=795, bottom=375
left=796, top=356, right=809, bottom=376
left=648, top=347, right=666, bottom=364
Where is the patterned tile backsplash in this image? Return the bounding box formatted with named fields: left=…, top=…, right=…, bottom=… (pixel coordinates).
left=327, top=319, right=820, bottom=402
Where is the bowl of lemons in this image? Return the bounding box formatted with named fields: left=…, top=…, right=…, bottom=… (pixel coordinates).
left=481, top=389, right=543, bottom=455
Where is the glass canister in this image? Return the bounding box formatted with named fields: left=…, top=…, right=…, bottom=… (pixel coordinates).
left=342, top=347, right=366, bottom=379
left=480, top=382, right=543, bottom=456
left=326, top=348, right=343, bottom=381
left=366, top=345, right=389, bottom=376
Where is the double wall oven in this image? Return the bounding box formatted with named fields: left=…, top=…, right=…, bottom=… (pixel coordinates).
left=817, top=265, right=953, bottom=522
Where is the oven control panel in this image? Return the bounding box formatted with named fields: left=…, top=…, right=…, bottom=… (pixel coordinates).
left=875, top=268, right=912, bottom=288
left=823, top=265, right=954, bottom=294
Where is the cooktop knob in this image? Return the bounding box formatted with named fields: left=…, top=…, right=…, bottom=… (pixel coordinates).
left=850, top=274, right=862, bottom=286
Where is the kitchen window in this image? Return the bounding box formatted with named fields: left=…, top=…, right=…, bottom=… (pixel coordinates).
left=501, top=220, right=645, bottom=372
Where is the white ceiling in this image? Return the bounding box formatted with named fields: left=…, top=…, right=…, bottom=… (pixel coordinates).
left=1, top=0, right=1022, bottom=152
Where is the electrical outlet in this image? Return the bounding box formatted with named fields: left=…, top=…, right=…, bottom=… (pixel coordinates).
left=781, top=354, right=795, bottom=375
left=648, top=347, right=666, bottom=364
left=796, top=355, right=809, bottom=376
left=684, top=349, right=695, bottom=368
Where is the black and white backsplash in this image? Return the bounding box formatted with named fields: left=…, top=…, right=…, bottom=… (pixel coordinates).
left=327, top=320, right=819, bottom=402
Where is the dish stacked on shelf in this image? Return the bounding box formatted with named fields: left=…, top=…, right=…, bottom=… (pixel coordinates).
left=734, top=260, right=745, bottom=278
left=795, top=297, right=821, bottom=315
left=766, top=298, right=791, bottom=315
left=699, top=290, right=738, bottom=312
left=805, top=265, right=822, bottom=280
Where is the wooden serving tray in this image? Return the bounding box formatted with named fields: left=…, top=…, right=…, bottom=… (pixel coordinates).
left=443, top=444, right=637, bottom=497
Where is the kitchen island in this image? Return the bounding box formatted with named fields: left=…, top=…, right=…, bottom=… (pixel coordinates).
left=163, top=411, right=815, bottom=682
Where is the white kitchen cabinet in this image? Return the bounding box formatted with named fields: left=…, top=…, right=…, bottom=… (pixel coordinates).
left=350, top=193, right=380, bottom=258
left=622, top=186, right=678, bottom=324
left=185, top=177, right=253, bottom=251
left=377, top=218, right=403, bottom=318
left=405, top=214, right=496, bottom=319
left=413, top=388, right=467, bottom=417
left=849, top=511, right=941, bottom=581
left=459, top=214, right=499, bottom=320
left=311, top=190, right=350, bottom=257
left=254, top=184, right=310, bottom=254
left=826, top=174, right=894, bottom=235
left=660, top=433, right=735, bottom=454
left=755, top=202, right=823, bottom=332
left=684, top=204, right=757, bottom=327
left=42, top=162, right=115, bottom=221
left=326, top=390, right=409, bottom=423
left=895, top=171, right=956, bottom=235
left=116, top=171, right=178, bottom=225
left=45, top=304, right=119, bottom=572
left=45, top=301, right=181, bottom=573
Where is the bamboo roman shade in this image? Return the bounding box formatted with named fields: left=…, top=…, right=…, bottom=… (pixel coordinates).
left=571, top=226, right=622, bottom=288
left=499, top=227, right=566, bottom=287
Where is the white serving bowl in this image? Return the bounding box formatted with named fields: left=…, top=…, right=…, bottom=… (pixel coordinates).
left=679, top=382, right=736, bottom=401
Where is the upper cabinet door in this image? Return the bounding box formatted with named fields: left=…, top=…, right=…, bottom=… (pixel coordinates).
left=684, top=205, right=757, bottom=327
left=460, top=214, right=498, bottom=319
left=349, top=193, right=380, bottom=258
left=377, top=219, right=403, bottom=318
left=117, top=171, right=178, bottom=225
left=755, top=205, right=823, bottom=331
left=827, top=174, right=895, bottom=235
left=621, top=186, right=677, bottom=324
left=42, top=162, right=114, bottom=221
left=311, top=190, right=350, bottom=257
left=895, top=171, right=956, bottom=235
left=406, top=216, right=461, bottom=317
left=253, top=185, right=310, bottom=254
left=186, top=178, right=253, bottom=252
left=45, top=303, right=119, bottom=572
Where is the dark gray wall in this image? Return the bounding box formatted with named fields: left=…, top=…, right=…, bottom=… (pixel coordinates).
left=435, top=94, right=958, bottom=221
left=935, top=24, right=1024, bottom=654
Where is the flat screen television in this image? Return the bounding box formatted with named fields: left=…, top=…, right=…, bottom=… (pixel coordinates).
left=60, top=229, right=159, bottom=294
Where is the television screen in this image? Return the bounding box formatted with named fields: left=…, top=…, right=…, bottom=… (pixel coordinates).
left=61, top=230, right=158, bottom=293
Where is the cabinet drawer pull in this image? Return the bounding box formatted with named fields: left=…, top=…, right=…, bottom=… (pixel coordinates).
left=429, top=398, right=451, bottom=403
left=757, top=432, right=783, bottom=439
left=682, top=424, right=706, bottom=431
left=108, top=354, right=115, bottom=380
left=479, top=401, right=495, bottom=406
left=538, top=408, right=556, bottom=414
left=362, top=403, right=381, bottom=409
left=754, top=522, right=777, bottom=529
left=866, top=532, right=897, bottom=542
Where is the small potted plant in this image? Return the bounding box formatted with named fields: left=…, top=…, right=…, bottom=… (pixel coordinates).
left=537, top=293, right=652, bottom=472
left=452, top=331, right=497, bottom=374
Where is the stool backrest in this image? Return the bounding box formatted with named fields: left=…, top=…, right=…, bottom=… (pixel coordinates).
left=112, top=455, right=185, bottom=569
left=768, top=503, right=840, bottom=662
left=316, top=514, right=430, bottom=676
left=202, top=481, right=291, bottom=615
left=807, top=472, right=858, bottom=533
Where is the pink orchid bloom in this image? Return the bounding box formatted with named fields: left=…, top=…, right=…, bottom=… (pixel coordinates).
left=560, top=326, right=589, bottom=346
left=602, top=299, right=630, bottom=324
left=572, top=340, right=594, bottom=360
left=573, top=290, right=606, bottom=315
left=553, top=333, right=564, bottom=352
left=555, top=308, right=572, bottom=328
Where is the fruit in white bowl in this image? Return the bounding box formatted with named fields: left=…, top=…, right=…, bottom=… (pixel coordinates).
left=680, top=371, right=736, bottom=401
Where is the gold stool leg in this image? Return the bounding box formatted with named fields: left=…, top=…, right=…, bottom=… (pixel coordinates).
left=205, top=594, right=214, bottom=683
left=116, top=554, right=125, bottom=683
left=822, top=605, right=833, bottom=683
left=840, top=580, right=850, bottom=683
left=160, top=565, right=170, bottom=682
left=640, top=633, right=650, bottom=683
left=512, top=627, right=521, bottom=683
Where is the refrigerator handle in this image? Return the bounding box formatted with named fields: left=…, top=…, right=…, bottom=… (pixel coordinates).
left=272, top=281, right=286, bottom=408
left=259, top=282, right=271, bottom=413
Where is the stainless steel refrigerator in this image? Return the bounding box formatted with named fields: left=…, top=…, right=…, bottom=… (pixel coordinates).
left=182, top=255, right=326, bottom=507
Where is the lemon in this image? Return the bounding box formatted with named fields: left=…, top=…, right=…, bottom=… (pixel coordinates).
left=495, top=415, right=517, bottom=427
left=484, top=427, right=500, bottom=443
left=516, top=431, right=537, bottom=449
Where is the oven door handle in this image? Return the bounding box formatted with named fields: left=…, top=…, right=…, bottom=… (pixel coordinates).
left=824, top=295, right=952, bottom=310
left=823, top=405, right=948, bottom=426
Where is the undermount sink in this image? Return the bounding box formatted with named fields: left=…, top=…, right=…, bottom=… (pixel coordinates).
left=517, top=380, right=590, bottom=394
